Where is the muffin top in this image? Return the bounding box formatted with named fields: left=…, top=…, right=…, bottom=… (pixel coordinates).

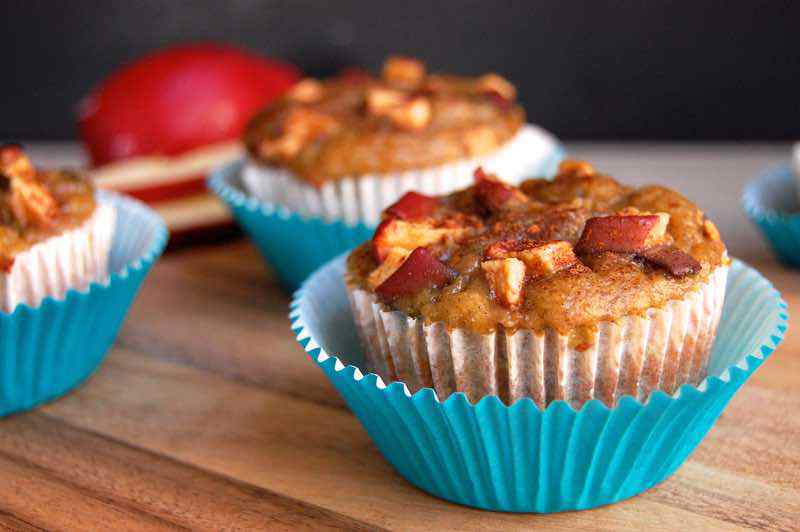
left=244, top=56, right=525, bottom=186
left=0, top=145, right=97, bottom=271
left=347, top=160, right=728, bottom=344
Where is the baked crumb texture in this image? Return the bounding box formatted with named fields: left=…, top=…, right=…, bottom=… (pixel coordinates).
left=245, top=56, right=524, bottom=185
left=348, top=160, right=728, bottom=341
left=0, top=145, right=96, bottom=272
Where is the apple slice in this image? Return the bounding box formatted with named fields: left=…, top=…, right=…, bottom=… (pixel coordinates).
left=641, top=245, right=701, bottom=277
left=575, top=213, right=669, bottom=254
left=367, top=248, right=410, bottom=289
left=372, top=218, right=466, bottom=262
left=375, top=247, right=456, bottom=301
left=481, top=257, right=526, bottom=308
left=382, top=56, right=426, bottom=88
left=473, top=167, right=528, bottom=212
left=385, top=191, right=440, bottom=220
left=486, top=239, right=577, bottom=279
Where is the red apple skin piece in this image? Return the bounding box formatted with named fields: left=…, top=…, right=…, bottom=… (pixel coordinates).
left=641, top=245, right=701, bottom=277
left=473, top=167, right=527, bottom=211
left=385, top=191, right=440, bottom=220
left=375, top=247, right=457, bottom=302
left=575, top=215, right=660, bottom=254
left=78, top=43, right=301, bottom=166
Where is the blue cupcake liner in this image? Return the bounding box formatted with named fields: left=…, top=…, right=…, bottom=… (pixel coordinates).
left=291, top=255, right=787, bottom=512
left=742, top=164, right=800, bottom=267
left=0, top=191, right=168, bottom=417
left=209, top=144, right=565, bottom=291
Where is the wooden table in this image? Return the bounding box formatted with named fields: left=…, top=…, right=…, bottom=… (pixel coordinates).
left=0, top=144, right=798, bottom=530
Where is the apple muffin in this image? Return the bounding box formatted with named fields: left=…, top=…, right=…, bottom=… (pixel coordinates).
left=345, top=161, right=729, bottom=407
left=242, top=56, right=561, bottom=225
left=0, top=145, right=115, bottom=311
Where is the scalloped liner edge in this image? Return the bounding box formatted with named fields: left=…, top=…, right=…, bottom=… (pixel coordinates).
left=289, top=259, right=787, bottom=415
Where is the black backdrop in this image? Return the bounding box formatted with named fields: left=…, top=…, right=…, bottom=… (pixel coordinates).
left=3, top=0, right=799, bottom=140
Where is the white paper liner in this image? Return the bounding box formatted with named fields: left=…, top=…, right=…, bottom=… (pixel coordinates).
left=345, top=266, right=728, bottom=409
left=241, top=125, right=559, bottom=226
left=0, top=202, right=116, bottom=312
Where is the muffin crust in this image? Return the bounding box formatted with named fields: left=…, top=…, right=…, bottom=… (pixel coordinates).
left=0, top=145, right=96, bottom=271
left=245, top=56, right=525, bottom=186
left=348, top=161, right=728, bottom=344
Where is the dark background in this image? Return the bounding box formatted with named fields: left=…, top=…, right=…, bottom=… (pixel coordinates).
left=3, top=1, right=799, bottom=141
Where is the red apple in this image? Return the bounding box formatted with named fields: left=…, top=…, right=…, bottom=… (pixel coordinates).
left=385, top=191, right=440, bottom=221
left=78, top=43, right=301, bottom=166
left=375, top=247, right=457, bottom=301
left=473, top=167, right=528, bottom=211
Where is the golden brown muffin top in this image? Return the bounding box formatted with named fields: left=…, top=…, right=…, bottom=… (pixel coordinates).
left=0, top=145, right=97, bottom=271
left=244, top=56, right=524, bottom=186
left=347, top=160, right=728, bottom=343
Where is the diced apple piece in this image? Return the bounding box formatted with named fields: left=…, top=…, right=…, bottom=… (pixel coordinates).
left=287, top=78, right=324, bottom=103
left=0, top=144, right=35, bottom=180
left=576, top=214, right=668, bottom=254
left=557, top=160, right=595, bottom=178
left=476, top=73, right=516, bottom=101
left=382, top=56, right=426, bottom=88
left=386, top=97, right=431, bottom=131
left=481, top=257, right=526, bottom=308
left=473, top=167, right=528, bottom=211
left=372, top=218, right=465, bottom=262
left=703, top=219, right=721, bottom=242
left=641, top=245, right=701, bottom=277
left=258, top=108, right=339, bottom=159
left=516, top=241, right=578, bottom=278
left=385, top=191, right=440, bottom=220
left=375, top=247, right=456, bottom=301
left=366, top=87, right=407, bottom=115
left=367, top=248, right=410, bottom=289
left=12, top=177, right=58, bottom=228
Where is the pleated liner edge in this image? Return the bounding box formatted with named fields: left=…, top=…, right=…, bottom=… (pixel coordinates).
left=0, top=191, right=168, bottom=417
left=289, top=255, right=787, bottom=513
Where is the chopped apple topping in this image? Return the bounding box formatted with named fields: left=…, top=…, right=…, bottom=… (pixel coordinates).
left=258, top=108, right=340, bottom=159
left=703, top=219, right=721, bottom=241
left=287, top=78, right=324, bottom=103
left=372, top=218, right=467, bottom=262
left=473, top=167, right=528, bottom=211
left=476, top=73, right=516, bottom=101
left=382, top=56, right=426, bottom=88
left=375, top=247, right=456, bottom=301
left=367, top=248, right=410, bottom=289
left=481, top=257, right=526, bottom=308
left=641, top=245, right=701, bottom=277
left=0, top=145, right=57, bottom=228
left=366, top=87, right=407, bottom=115
left=486, top=239, right=577, bottom=279
left=386, top=97, right=432, bottom=131
left=575, top=213, right=670, bottom=254
left=385, top=191, right=440, bottom=220
left=557, top=160, right=596, bottom=178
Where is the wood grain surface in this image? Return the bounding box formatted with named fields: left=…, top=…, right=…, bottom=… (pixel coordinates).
left=0, top=240, right=795, bottom=531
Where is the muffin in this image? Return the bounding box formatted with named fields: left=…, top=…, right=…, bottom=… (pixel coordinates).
left=345, top=160, right=729, bottom=408
left=242, top=56, right=561, bottom=226
left=0, top=145, right=115, bottom=311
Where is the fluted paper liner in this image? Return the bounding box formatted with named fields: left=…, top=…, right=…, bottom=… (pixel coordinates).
left=0, top=202, right=116, bottom=312
left=0, top=191, right=167, bottom=416
left=346, top=266, right=728, bottom=409
left=242, top=125, right=563, bottom=226
left=292, top=255, right=786, bottom=512
left=743, top=164, right=800, bottom=268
